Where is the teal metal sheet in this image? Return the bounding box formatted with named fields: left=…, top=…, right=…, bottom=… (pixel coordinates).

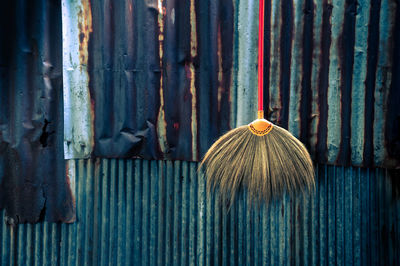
left=1, top=159, right=399, bottom=265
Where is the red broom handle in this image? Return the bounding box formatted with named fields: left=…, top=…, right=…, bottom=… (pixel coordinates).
left=257, top=0, right=265, bottom=119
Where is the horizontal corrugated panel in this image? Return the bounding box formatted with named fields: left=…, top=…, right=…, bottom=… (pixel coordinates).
left=1, top=159, right=399, bottom=265
left=62, top=0, right=400, bottom=168
left=0, top=0, right=75, bottom=223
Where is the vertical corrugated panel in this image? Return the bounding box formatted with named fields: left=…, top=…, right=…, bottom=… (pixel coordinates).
left=260, top=0, right=399, bottom=168
left=236, top=0, right=258, bottom=125
left=63, top=0, right=235, bottom=161
left=61, top=0, right=400, bottom=168
left=62, top=0, right=94, bottom=159
left=0, top=0, right=75, bottom=223
left=1, top=159, right=399, bottom=265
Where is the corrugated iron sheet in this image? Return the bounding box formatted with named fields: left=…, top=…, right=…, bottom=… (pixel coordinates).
left=1, top=159, right=399, bottom=265
left=63, top=0, right=400, bottom=168
left=0, top=0, right=75, bottom=222
left=62, top=0, right=234, bottom=161
left=62, top=0, right=94, bottom=159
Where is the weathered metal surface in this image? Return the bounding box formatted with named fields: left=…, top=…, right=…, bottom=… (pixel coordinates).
left=63, top=0, right=234, bottom=161
left=1, top=159, right=399, bottom=265
left=0, top=0, right=75, bottom=223
left=62, top=0, right=399, bottom=168
left=236, top=0, right=259, bottom=126
left=62, top=0, right=94, bottom=159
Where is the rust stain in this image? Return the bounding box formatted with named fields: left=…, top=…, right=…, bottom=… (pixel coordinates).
left=77, top=0, right=93, bottom=67
left=76, top=0, right=94, bottom=153
left=64, top=160, right=76, bottom=223
left=189, top=0, right=198, bottom=160
left=156, top=0, right=169, bottom=155
left=190, top=1, right=197, bottom=58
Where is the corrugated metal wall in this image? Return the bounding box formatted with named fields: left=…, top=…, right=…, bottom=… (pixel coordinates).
left=1, top=0, right=398, bottom=222
left=1, top=0, right=399, bottom=265
left=63, top=0, right=235, bottom=161
left=63, top=0, right=400, bottom=168
left=1, top=159, right=399, bottom=265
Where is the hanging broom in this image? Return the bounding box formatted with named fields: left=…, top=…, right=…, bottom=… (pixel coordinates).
left=200, top=0, right=315, bottom=207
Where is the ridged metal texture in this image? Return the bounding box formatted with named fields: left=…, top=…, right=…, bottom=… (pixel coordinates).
left=0, top=0, right=75, bottom=223
left=63, top=0, right=234, bottom=161
left=63, top=0, right=400, bottom=168
left=1, top=159, right=399, bottom=265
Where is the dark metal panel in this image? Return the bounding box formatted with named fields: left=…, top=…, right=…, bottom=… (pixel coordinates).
left=362, top=0, right=380, bottom=166
left=0, top=0, right=75, bottom=223
left=373, top=0, right=394, bottom=167
left=385, top=0, right=400, bottom=167
left=82, top=0, right=234, bottom=161
left=1, top=159, right=399, bottom=265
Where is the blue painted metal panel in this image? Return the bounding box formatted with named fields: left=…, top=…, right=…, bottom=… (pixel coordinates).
left=1, top=159, right=399, bottom=265
left=0, top=0, right=75, bottom=223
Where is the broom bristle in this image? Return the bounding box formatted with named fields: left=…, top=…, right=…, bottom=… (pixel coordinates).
left=199, top=124, right=315, bottom=207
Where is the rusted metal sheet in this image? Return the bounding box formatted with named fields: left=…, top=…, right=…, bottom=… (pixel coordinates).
left=62, top=0, right=399, bottom=168
left=1, top=159, right=399, bottom=265
left=0, top=0, right=75, bottom=223
left=62, top=0, right=234, bottom=161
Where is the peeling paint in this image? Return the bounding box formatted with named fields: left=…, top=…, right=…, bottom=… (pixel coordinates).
left=66, top=160, right=76, bottom=207
left=77, top=0, right=92, bottom=67
left=64, top=160, right=76, bottom=223
left=62, top=0, right=94, bottom=159
left=156, top=0, right=169, bottom=155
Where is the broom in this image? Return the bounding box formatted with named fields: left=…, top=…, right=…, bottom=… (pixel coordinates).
left=200, top=0, right=315, bottom=207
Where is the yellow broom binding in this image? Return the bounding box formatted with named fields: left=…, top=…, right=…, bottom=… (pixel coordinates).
left=248, top=110, right=273, bottom=136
